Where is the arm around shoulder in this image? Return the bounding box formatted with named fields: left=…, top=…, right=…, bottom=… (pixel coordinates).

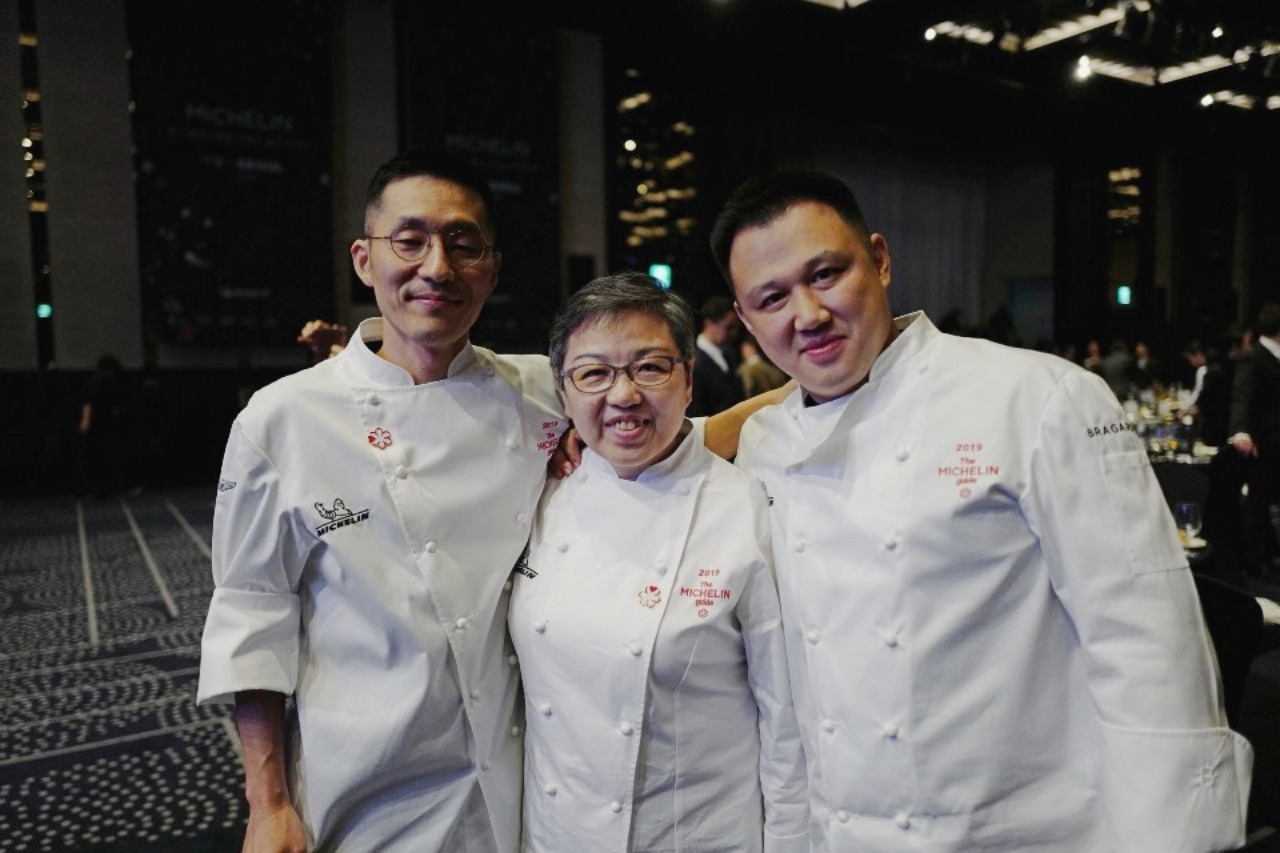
left=704, top=380, right=795, bottom=461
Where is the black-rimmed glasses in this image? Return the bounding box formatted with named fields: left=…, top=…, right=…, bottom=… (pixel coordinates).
left=366, top=226, right=492, bottom=267
left=561, top=356, right=687, bottom=394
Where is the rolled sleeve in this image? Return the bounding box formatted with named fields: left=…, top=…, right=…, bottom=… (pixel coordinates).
left=197, top=587, right=302, bottom=705
left=196, top=420, right=311, bottom=706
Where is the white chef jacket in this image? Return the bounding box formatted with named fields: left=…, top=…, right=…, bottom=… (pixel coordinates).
left=737, top=312, right=1252, bottom=853
left=197, top=318, right=566, bottom=853
left=509, top=426, right=809, bottom=853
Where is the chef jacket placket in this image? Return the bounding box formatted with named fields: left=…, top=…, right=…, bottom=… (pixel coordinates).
left=779, top=360, right=932, bottom=841
left=352, top=364, right=537, bottom=824
left=519, top=457, right=702, bottom=851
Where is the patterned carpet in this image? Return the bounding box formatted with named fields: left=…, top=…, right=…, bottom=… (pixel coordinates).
left=0, top=489, right=245, bottom=853
left=2, top=488, right=1279, bottom=851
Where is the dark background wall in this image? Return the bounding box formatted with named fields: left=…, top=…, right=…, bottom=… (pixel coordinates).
left=2, top=0, right=1277, bottom=497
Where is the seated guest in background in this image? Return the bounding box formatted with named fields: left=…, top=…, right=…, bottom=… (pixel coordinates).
left=510, top=273, right=809, bottom=853
left=1081, top=338, right=1102, bottom=372
left=688, top=295, right=746, bottom=416
left=738, top=332, right=790, bottom=397
left=1099, top=337, right=1137, bottom=400
left=1132, top=339, right=1161, bottom=394
left=1230, top=302, right=1280, bottom=578
left=711, top=167, right=1253, bottom=852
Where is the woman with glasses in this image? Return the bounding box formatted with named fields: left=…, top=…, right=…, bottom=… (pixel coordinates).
left=508, top=272, right=808, bottom=852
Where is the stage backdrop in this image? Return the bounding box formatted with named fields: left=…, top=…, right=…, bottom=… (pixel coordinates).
left=126, top=0, right=333, bottom=354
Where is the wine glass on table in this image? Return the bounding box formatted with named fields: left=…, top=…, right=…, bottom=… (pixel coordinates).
left=1174, top=502, right=1203, bottom=548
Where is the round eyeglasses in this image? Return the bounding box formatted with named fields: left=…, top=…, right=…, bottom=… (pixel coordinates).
left=562, top=356, right=687, bottom=394
left=366, top=226, right=492, bottom=267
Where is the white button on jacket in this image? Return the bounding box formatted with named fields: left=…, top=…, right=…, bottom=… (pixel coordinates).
left=511, top=430, right=809, bottom=853
left=738, top=312, right=1252, bottom=853
left=198, top=319, right=566, bottom=852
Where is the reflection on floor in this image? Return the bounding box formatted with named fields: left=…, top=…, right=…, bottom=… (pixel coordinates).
left=0, top=489, right=245, bottom=852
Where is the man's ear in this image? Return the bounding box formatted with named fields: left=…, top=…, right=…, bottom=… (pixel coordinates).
left=351, top=239, right=374, bottom=288
left=734, top=302, right=754, bottom=336
left=869, top=233, right=892, bottom=289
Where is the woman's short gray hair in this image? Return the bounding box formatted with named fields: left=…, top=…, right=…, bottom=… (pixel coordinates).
left=548, top=272, right=697, bottom=380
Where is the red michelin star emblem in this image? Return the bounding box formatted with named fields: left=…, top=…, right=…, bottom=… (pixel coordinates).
left=367, top=427, right=393, bottom=450
left=638, top=585, right=662, bottom=608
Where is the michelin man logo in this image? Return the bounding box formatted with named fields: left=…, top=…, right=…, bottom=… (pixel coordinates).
left=314, top=498, right=370, bottom=536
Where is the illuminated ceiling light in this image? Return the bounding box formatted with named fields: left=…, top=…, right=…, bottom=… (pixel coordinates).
left=22, top=138, right=31, bottom=148
left=1075, top=55, right=1093, bottom=80
left=1108, top=167, right=1141, bottom=182
left=930, top=21, right=994, bottom=46
left=1212, top=26, right=1224, bottom=39
left=1200, top=93, right=1215, bottom=106
left=1088, top=58, right=1157, bottom=85
left=623, top=139, right=637, bottom=152
left=1199, top=89, right=1256, bottom=110
left=637, top=184, right=648, bottom=195
left=1023, top=2, right=1148, bottom=51
left=1158, top=55, right=1234, bottom=83
left=1269, top=95, right=1280, bottom=110
left=924, top=27, right=937, bottom=41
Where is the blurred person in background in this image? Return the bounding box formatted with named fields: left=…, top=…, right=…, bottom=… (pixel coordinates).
left=1229, top=303, right=1280, bottom=579
left=688, top=295, right=745, bottom=417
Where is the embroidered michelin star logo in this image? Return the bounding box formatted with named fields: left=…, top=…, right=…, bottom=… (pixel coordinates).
left=314, top=498, right=370, bottom=536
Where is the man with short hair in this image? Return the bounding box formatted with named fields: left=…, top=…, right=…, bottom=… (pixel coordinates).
left=688, top=295, right=746, bottom=416
left=199, top=149, right=782, bottom=852
left=710, top=168, right=1252, bottom=852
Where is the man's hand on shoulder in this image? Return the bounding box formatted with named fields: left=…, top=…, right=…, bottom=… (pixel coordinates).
left=548, top=424, right=583, bottom=479
left=298, top=320, right=348, bottom=361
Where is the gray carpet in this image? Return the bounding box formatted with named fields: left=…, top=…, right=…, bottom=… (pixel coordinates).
left=0, top=489, right=245, bottom=852
left=1, top=488, right=1277, bottom=851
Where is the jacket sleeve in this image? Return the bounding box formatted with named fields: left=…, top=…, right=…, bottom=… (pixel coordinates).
left=196, top=420, right=312, bottom=706
left=1023, top=369, right=1251, bottom=852
left=740, top=486, right=810, bottom=853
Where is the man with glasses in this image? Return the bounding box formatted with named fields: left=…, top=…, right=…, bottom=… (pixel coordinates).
left=197, top=149, right=784, bottom=852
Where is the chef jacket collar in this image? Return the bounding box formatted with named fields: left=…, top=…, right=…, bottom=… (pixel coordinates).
left=347, top=317, right=480, bottom=387
left=785, top=311, right=935, bottom=418
left=578, top=419, right=700, bottom=488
